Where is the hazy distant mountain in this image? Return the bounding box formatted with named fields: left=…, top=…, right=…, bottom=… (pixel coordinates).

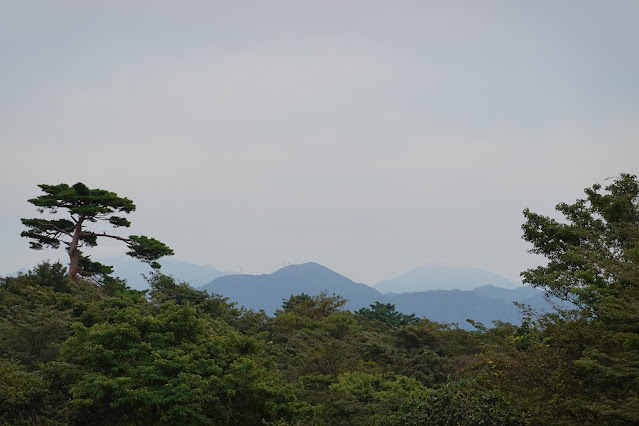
left=197, top=262, right=569, bottom=329
left=374, top=265, right=519, bottom=293
left=4, top=258, right=567, bottom=329
left=104, top=257, right=230, bottom=290
left=388, top=285, right=570, bottom=328
left=473, top=284, right=540, bottom=303
left=199, top=262, right=382, bottom=314
left=388, top=289, right=525, bottom=326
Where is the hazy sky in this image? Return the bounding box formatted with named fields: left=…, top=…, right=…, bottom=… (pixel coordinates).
left=1, top=1, right=638, bottom=285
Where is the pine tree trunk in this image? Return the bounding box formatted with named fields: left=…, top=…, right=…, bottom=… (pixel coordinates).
left=67, top=219, right=83, bottom=282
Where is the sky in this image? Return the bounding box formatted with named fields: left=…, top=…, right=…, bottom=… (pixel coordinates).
left=1, top=1, right=638, bottom=285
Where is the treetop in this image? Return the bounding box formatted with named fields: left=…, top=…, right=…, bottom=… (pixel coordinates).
left=29, top=182, right=136, bottom=218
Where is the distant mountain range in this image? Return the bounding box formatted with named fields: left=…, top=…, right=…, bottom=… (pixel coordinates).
left=199, top=262, right=567, bottom=329
left=374, top=265, right=519, bottom=293
left=102, top=257, right=231, bottom=290
left=199, top=262, right=381, bottom=314
left=3, top=257, right=227, bottom=290
left=385, top=286, right=555, bottom=327
left=6, top=258, right=568, bottom=328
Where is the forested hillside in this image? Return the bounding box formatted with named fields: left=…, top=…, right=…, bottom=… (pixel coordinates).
left=2, top=174, right=638, bottom=425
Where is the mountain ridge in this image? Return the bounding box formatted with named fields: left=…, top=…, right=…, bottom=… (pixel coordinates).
left=200, top=262, right=382, bottom=314
left=374, top=265, right=519, bottom=293
left=199, top=262, right=563, bottom=328
left=101, top=257, right=231, bottom=290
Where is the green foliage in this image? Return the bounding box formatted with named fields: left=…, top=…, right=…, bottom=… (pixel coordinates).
left=0, top=263, right=77, bottom=366
left=521, top=173, right=639, bottom=306
left=279, top=292, right=347, bottom=320
left=326, top=372, right=426, bottom=425
left=384, top=378, right=528, bottom=426
left=476, top=173, right=639, bottom=425
left=60, top=301, right=299, bottom=425
left=6, top=173, right=639, bottom=425
left=126, top=235, right=174, bottom=270
left=28, top=183, right=136, bottom=217
left=0, top=289, right=73, bottom=367
left=1, top=261, right=71, bottom=293
left=77, top=256, right=114, bottom=277
left=21, top=182, right=173, bottom=282
left=0, top=359, right=57, bottom=426
left=357, top=302, right=419, bottom=328
left=146, top=272, right=241, bottom=324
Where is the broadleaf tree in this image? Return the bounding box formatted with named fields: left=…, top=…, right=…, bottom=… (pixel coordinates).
left=521, top=173, right=639, bottom=307
left=21, top=182, right=173, bottom=282
left=515, top=173, right=639, bottom=423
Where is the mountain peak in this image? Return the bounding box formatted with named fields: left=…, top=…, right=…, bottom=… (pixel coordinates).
left=199, top=262, right=380, bottom=314
left=374, top=265, right=519, bottom=293
left=273, top=262, right=338, bottom=276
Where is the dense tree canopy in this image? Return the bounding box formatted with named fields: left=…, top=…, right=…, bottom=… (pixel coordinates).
left=521, top=173, right=639, bottom=306
left=517, top=173, right=639, bottom=423
left=4, top=173, right=639, bottom=424
left=357, top=302, right=419, bottom=327
left=21, top=183, right=173, bottom=282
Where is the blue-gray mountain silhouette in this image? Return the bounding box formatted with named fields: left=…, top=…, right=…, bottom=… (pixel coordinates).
left=199, top=262, right=381, bottom=314
left=374, top=265, right=519, bottom=293
left=198, top=262, right=565, bottom=328
left=105, top=257, right=230, bottom=290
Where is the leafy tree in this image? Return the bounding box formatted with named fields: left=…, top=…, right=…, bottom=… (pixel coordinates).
left=0, top=263, right=78, bottom=366
left=0, top=287, right=73, bottom=367
left=270, top=297, right=361, bottom=383
left=0, top=359, right=51, bottom=425
left=21, top=183, right=173, bottom=282
left=278, top=292, right=346, bottom=320
left=498, top=173, right=639, bottom=424
left=61, top=302, right=300, bottom=425
left=357, top=302, right=419, bottom=328
left=146, top=272, right=241, bottom=324
left=383, top=378, right=528, bottom=426
left=324, top=372, right=426, bottom=425
left=521, top=173, right=639, bottom=306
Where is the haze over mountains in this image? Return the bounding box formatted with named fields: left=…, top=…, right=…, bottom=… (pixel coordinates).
left=11, top=257, right=564, bottom=328
left=374, top=265, right=520, bottom=293
left=89, top=257, right=521, bottom=295
left=200, top=262, right=382, bottom=314
left=198, top=262, right=565, bottom=329
left=97, top=257, right=231, bottom=290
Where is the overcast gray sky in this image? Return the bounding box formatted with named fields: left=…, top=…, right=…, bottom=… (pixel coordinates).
left=1, top=1, right=638, bottom=285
